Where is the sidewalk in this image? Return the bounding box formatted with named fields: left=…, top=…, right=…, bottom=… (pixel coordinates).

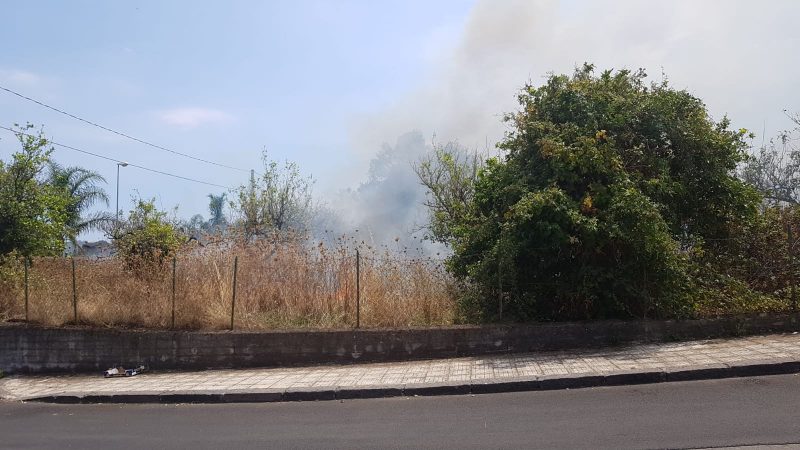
left=3, top=332, right=800, bottom=403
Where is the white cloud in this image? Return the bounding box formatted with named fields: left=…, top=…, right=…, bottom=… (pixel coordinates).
left=0, top=69, right=43, bottom=86
left=156, top=107, right=234, bottom=128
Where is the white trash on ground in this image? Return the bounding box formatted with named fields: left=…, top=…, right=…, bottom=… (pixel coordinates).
left=103, top=365, right=147, bottom=378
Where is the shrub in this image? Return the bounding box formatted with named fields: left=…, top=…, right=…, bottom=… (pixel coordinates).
left=441, top=65, right=759, bottom=321
left=111, top=197, right=182, bottom=274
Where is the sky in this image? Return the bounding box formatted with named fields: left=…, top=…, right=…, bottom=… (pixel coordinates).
left=1, top=0, right=799, bottom=243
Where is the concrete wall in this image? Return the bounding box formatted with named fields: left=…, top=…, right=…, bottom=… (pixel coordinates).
left=3, top=313, right=800, bottom=374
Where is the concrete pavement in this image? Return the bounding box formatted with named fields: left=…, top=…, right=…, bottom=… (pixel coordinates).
left=3, top=332, right=800, bottom=403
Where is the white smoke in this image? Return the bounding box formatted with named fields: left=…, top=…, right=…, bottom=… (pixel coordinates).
left=353, top=0, right=800, bottom=151
left=321, top=131, right=448, bottom=255
left=331, top=0, right=800, bottom=251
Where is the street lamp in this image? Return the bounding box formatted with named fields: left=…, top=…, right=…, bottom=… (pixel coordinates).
left=116, top=162, right=128, bottom=222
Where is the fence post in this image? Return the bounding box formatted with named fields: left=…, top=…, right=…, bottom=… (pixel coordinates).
left=356, top=249, right=360, bottom=329
left=24, top=258, right=29, bottom=322
left=71, top=257, right=78, bottom=323
left=171, top=256, right=176, bottom=329
left=790, top=225, right=797, bottom=312
left=230, top=256, right=238, bottom=331
left=498, top=259, right=503, bottom=321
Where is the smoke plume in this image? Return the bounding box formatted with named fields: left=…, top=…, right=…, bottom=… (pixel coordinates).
left=331, top=0, right=800, bottom=251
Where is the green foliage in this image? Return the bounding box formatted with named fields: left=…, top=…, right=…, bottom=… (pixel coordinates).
left=414, top=142, right=483, bottom=244
left=445, top=65, right=760, bottom=321
left=693, top=205, right=799, bottom=316
left=0, top=124, right=70, bottom=257
left=233, top=149, right=313, bottom=237
left=694, top=273, right=790, bottom=317
left=112, top=197, right=182, bottom=272
left=47, top=162, right=111, bottom=246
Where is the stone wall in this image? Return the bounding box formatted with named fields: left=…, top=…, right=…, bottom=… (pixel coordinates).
left=3, top=313, right=800, bottom=374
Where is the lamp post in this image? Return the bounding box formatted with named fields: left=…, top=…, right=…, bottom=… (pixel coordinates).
left=116, top=162, right=128, bottom=222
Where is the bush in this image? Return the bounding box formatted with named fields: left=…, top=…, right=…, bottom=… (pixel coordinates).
left=692, top=205, right=800, bottom=316
left=444, top=65, right=759, bottom=321
left=111, top=197, right=182, bottom=274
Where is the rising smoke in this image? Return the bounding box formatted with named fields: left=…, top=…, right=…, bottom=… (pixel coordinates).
left=318, top=131, right=449, bottom=255
left=326, top=0, right=800, bottom=252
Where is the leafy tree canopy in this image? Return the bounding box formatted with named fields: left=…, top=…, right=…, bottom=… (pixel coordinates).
left=232, top=149, right=313, bottom=238
left=445, top=64, right=760, bottom=321
left=414, top=141, right=484, bottom=244
left=0, top=124, right=70, bottom=257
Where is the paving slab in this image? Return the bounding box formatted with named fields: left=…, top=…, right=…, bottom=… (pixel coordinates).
left=3, top=332, right=800, bottom=403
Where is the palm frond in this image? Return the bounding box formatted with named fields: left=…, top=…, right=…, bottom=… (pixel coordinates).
left=73, top=211, right=115, bottom=235
left=48, top=163, right=111, bottom=239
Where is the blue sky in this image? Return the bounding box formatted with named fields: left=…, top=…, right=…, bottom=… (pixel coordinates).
left=0, top=1, right=472, bottom=220
left=2, top=0, right=799, bottom=240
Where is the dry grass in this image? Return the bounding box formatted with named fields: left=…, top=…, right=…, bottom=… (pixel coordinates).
left=0, top=238, right=458, bottom=330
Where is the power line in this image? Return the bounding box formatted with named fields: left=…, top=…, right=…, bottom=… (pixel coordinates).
left=0, top=84, right=250, bottom=173
left=0, top=125, right=233, bottom=189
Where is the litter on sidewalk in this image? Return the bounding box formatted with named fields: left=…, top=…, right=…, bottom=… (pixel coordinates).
left=104, top=365, right=147, bottom=378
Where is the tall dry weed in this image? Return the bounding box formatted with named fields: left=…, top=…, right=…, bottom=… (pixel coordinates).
left=0, top=236, right=457, bottom=330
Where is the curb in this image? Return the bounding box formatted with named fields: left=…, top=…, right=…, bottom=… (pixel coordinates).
left=23, top=359, right=800, bottom=404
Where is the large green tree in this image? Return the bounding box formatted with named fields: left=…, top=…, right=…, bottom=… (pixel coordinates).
left=441, top=65, right=759, bottom=321
left=0, top=124, right=69, bottom=257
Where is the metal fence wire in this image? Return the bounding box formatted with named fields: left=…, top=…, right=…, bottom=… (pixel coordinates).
left=3, top=230, right=799, bottom=329
left=3, top=248, right=457, bottom=330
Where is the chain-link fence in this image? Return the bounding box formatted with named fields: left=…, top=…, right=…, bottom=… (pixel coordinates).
left=0, top=246, right=456, bottom=330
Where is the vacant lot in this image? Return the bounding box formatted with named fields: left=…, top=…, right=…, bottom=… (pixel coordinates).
left=0, top=240, right=457, bottom=330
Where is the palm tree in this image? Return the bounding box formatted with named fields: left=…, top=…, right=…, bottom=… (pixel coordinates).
left=207, top=192, right=227, bottom=231
left=48, top=162, right=111, bottom=246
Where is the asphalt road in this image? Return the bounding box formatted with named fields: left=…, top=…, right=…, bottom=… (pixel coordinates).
left=2, top=374, right=800, bottom=449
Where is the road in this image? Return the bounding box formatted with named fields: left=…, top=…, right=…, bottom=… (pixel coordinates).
left=2, top=374, right=800, bottom=449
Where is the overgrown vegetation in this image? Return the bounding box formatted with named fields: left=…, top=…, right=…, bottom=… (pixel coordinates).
left=109, top=197, right=183, bottom=273
left=2, top=67, right=800, bottom=329
left=233, top=149, right=314, bottom=238
left=413, top=141, right=484, bottom=244
left=0, top=124, right=70, bottom=257
left=419, top=65, right=796, bottom=322
left=0, top=235, right=457, bottom=329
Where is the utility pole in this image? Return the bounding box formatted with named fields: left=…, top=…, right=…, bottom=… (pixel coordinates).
left=116, top=161, right=128, bottom=222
